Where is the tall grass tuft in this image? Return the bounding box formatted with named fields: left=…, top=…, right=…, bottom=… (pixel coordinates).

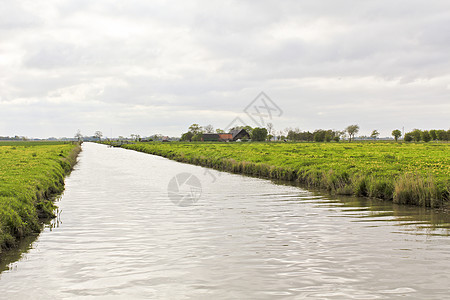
left=394, top=174, right=443, bottom=207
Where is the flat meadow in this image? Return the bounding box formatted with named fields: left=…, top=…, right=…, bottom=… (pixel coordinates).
left=0, top=142, right=80, bottom=252
left=122, top=141, right=450, bottom=208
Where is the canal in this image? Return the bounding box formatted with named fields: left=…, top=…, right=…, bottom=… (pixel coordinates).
left=1, top=142, right=449, bottom=299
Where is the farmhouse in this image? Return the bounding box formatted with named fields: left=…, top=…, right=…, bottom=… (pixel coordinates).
left=201, top=129, right=250, bottom=142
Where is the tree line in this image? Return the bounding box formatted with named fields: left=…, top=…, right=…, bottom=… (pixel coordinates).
left=403, top=129, right=450, bottom=142
left=180, top=124, right=450, bottom=143
left=180, top=124, right=359, bottom=142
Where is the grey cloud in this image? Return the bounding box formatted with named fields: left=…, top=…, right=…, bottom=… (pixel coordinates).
left=1, top=0, right=449, bottom=138
left=0, top=2, right=43, bottom=29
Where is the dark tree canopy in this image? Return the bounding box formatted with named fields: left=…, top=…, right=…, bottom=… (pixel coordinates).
left=392, top=129, right=402, bottom=141
left=252, top=127, right=268, bottom=141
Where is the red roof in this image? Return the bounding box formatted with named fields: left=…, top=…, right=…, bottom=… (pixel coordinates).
left=218, top=133, right=232, bottom=140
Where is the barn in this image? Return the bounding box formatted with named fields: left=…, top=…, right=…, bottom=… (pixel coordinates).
left=201, top=130, right=250, bottom=142
left=202, top=134, right=220, bottom=141
left=230, top=129, right=251, bottom=141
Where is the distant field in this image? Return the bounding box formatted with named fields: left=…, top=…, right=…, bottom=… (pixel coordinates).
left=0, top=142, right=80, bottom=252
left=122, top=142, right=450, bottom=207
left=0, top=141, right=72, bottom=146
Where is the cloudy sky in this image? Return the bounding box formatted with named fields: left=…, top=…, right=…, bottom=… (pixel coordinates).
left=1, top=0, right=449, bottom=138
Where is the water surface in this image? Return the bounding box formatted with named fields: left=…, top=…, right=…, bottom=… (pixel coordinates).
left=1, top=143, right=449, bottom=299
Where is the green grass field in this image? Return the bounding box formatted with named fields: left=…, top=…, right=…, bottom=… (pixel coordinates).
left=122, top=142, right=450, bottom=207
left=0, top=142, right=80, bottom=252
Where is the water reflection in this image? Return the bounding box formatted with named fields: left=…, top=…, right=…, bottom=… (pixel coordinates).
left=0, top=234, right=38, bottom=273
left=0, top=206, right=64, bottom=273
left=273, top=179, right=450, bottom=236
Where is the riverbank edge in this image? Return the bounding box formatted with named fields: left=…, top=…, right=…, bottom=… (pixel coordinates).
left=0, top=144, right=82, bottom=255
left=120, top=143, right=449, bottom=208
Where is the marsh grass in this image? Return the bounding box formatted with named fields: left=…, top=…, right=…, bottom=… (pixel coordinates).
left=394, top=174, right=443, bottom=207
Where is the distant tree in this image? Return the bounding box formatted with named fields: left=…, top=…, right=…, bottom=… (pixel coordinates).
left=215, top=128, right=225, bottom=133
left=287, top=128, right=315, bottom=141
left=333, top=136, right=340, bottom=142
left=192, top=133, right=203, bottom=141
left=286, top=130, right=295, bottom=141
left=242, top=125, right=252, bottom=132
left=313, top=130, right=326, bottom=142
left=411, top=129, right=422, bottom=142
left=370, top=130, right=380, bottom=139
left=150, top=134, right=163, bottom=141
left=421, top=130, right=431, bottom=142
left=436, top=130, right=447, bottom=141
left=75, top=130, right=83, bottom=142
left=404, top=132, right=414, bottom=142
left=335, top=130, right=345, bottom=141
left=391, top=129, right=402, bottom=142
left=188, top=124, right=203, bottom=135
left=325, top=130, right=334, bottom=142
left=266, top=123, right=274, bottom=136
left=130, top=134, right=140, bottom=142
left=345, top=125, right=360, bottom=142
left=252, top=127, right=268, bottom=141
left=94, top=131, right=103, bottom=141
left=277, top=130, right=285, bottom=141
left=429, top=130, right=437, bottom=141
left=181, top=132, right=194, bottom=141
left=204, top=124, right=214, bottom=133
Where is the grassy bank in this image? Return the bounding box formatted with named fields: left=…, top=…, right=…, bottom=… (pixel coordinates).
left=0, top=142, right=81, bottom=253
left=121, top=142, right=449, bottom=207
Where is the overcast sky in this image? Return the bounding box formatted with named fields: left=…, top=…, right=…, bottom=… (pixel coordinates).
left=1, top=0, right=449, bottom=138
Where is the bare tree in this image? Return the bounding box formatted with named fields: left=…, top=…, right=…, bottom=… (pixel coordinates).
left=204, top=124, right=214, bottom=133
left=345, top=125, right=360, bottom=142
left=278, top=130, right=285, bottom=141
left=94, top=131, right=103, bottom=141
left=75, top=130, right=83, bottom=142
left=130, top=134, right=140, bottom=141
left=266, top=123, right=274, bottom=137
